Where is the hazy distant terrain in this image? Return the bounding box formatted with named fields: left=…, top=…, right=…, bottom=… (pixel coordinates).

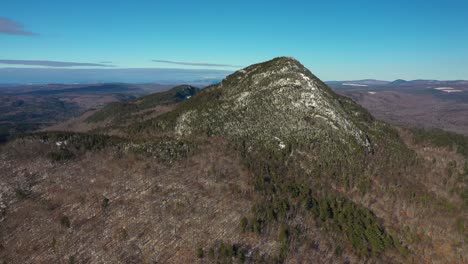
left=0, top=83, right=175, bottom=142
left=328, top=80, right=468, bottom=135
left=0, top=68, right=229, bottom=85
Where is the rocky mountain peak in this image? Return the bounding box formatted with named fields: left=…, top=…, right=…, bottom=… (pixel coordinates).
left=171, top=85, right=199, bottom=100
left=173, top=57, right=372, bottom=150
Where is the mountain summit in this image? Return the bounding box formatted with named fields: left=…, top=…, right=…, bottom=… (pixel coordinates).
left=143, top=57, right=373, bottom=151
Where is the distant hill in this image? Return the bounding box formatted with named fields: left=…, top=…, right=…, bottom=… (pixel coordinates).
left=326, top=79, right=391, bottom=87
left=85, top=85, right=200, bottom=126
left=328, top=79, right=468, bottom=90
left=20, top=83, right=138, bottom=96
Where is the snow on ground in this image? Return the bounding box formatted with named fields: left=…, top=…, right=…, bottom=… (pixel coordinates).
left=433, top=87, right=463, bottom=93
left=342, top=83, right=368, bottom=87
left=368, top=91, right=376, bottom=95
left=434, top=87, right=454, bottom=90
left=442, top=90, right=463, bottom=93
left=273, top=136, right=286, bottom=149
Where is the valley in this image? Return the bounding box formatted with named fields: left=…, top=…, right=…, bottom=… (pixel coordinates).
left=328, top=80, right=468, bottom=135
left=0, top=83, right=174, bottom=142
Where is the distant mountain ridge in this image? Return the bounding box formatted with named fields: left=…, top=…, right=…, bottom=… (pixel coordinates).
left=86, top=84, right=200, bottom=125
left=327, top=79, right=468, bottom=88
left=326, top=79, right=391, bottom=86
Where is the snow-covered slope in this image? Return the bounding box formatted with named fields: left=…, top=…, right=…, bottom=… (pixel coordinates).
left=171, top=57, right=373, bottom=150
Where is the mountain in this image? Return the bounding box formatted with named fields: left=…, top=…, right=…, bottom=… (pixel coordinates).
left=141, top=57, right=374, bottom=149
left=391, top=79, right=407, bottom=85
left=0, top=57, right=467, bottom=263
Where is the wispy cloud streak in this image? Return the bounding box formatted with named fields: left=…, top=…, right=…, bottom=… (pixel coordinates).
left=0, top=17, right=37, bottom=35
left=0, top=59, right=115, bottom=67
left=153, top=59, right=242, bottom=68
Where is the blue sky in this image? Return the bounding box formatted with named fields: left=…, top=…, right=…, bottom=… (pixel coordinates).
left=1, top=0, right=468, bottom=82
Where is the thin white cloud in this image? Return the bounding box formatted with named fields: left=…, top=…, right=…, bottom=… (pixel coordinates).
left=153, top=59, right=242, bottom=68
left=0, top=59, right=115, bottom=67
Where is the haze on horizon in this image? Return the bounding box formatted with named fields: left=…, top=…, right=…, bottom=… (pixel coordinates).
left=1, top=0, right=468, bottom=83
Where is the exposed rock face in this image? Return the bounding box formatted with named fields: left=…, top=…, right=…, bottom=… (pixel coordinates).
left=174, top=57, right=371, bottom=150
left=172, top=85, right=199, bottom=100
